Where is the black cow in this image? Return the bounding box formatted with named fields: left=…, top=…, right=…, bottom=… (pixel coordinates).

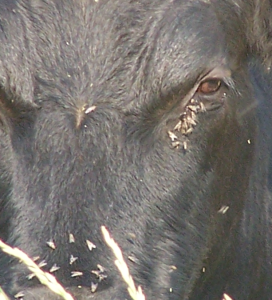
left=0, top=0, right=272, bottom=299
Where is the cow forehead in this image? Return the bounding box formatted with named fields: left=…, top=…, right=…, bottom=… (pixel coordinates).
left=0, top=0, right=241, bottom=108
left=68, top=1, right=226, bottom=69
left=27, top=1, right=227, bottom=102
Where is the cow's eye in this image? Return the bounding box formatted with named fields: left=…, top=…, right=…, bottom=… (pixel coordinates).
left=197, top=79, right=222, bottom=94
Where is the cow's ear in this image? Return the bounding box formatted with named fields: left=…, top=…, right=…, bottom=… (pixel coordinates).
left=243, top=0, right=272, bottom=67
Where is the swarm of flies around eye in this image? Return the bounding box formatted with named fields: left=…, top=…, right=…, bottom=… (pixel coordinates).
left=174, top=98, right=205, bottom=135
left=168, top=98, right=206, bottom=150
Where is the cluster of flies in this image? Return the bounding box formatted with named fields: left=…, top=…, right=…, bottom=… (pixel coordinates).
left=168, top=98, right=206, bottom=150
left=14, top=233, right=106, bottom=299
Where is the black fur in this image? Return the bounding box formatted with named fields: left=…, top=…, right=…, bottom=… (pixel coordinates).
left=0, top=0, right=272, bottom=299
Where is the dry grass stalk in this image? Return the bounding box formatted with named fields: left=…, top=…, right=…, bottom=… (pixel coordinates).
left=101, top=226, right=146, bottom=300
left=0, top=287, right=9, bottom=300
left=222, top=293, right=233, bottom=300
left=0, top=240, right=74, bottom=300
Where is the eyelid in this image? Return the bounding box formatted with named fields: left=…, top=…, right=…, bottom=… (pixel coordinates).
left=200, top=66, right=231, bottom=80
left=180, top=66, right=233, bottom=110
left=200, top=66, right=234, bottom=89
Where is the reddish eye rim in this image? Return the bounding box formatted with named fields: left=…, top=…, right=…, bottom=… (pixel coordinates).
left=197, top=79, right=222, bottom=94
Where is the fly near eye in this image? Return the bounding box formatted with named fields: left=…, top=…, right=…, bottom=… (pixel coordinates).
left=198, top=79, right=222, bottom=94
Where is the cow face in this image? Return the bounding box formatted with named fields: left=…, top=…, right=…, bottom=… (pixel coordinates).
left=0, top=1, right=271, bottom=300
